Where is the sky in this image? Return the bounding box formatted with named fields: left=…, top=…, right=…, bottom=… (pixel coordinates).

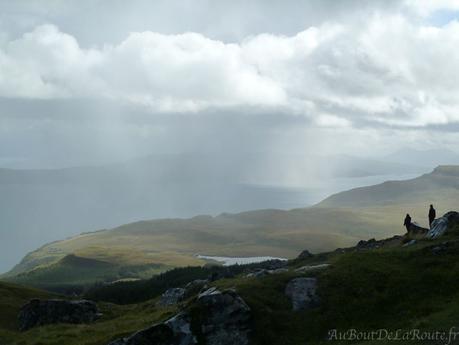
left=1, top=0, right=459, bottom=169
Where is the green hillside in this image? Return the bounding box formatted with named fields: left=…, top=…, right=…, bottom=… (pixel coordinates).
left=3, top=229, right=459, bottom=344
left=0, top=282, right=54, bottom=332
left=0, top=280, right=178, bottom=345
left=2, top=208, right=392, bottom=289
left=5, top=166, right=459, bottom=290
left=319, top=165, right=459, bottom=209
left=6, top=254, right=168, bottom=293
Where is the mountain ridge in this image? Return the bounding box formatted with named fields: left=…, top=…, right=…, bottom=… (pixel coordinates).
left=4, top=165, right=459, bottom=290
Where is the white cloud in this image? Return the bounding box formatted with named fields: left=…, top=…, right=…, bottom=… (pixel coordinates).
left=1, top=11, right=459, bottom=129
left=0, top=25, right=104, bottom=98
left=404, top=0, right=459, bottom=17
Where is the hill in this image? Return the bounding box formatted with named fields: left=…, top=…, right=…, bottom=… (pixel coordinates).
left=3, top=218, right=459, bottom=344
left=0, top=152, right=424, bottom=273
left=318, top=165, right=459, bottom=215
left=2, top=207, right=381, bottom=290
left=6, top=166, right=459, bottom=290
left=5, top=254, right=169, bottom=294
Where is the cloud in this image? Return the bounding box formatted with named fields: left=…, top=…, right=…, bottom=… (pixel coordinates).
left=1, top=8, right=459, bottom=129
left=0, top=24, right=103, bottom=98
left=404, top=0, right=459, bottom=17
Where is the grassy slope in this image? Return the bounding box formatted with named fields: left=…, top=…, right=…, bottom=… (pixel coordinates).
left=0, top=282, right=54, bottom=332
left=6, top=166, right=459, bottom=288
left=3, top=232, right=459, bottom=344
left=215, top=235, right=459, bottom=345
left=4, top=254, right=172, bottom=293
left=4, top=207, right=399, bottom=284
left=0, top=281, right=177, bottom=345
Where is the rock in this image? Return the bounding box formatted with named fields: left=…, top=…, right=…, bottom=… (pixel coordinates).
left=246, top=267, right=289, bottom=278
left=295, top=264, right=330, bottom=273
left=18, top=299, right=100, bottom=331
left=424, top=241, right=450, bottom=255
left=110, top=288, right=251, bottom=345
left=259, top=259, right=288, bottom=270
left=356, top=238, right=379, bottom=250
left=297, top=249, right=314, bottom=259
left=197, top=287, right=251, bottom=345
left=427, top=212, right=459, bottom=239
left=408, top=222, right=429, bottom=236
left=402, top=239, right=417, bottom=247
left=285, top=277, right=320, bottom=311
left=355, top=235, right=404, bottom=251
left=157, top=288, right=186, bottom=306
left=267, top=268, right=289, bottom=274
left=108, top=312, right=196, bottom=345
left=246, top=269, right=269, bottom=278
left=184, top=279, right=208, bottom=299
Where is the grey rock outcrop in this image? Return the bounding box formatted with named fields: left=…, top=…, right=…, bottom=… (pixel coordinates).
left=246, top=269, right=269, bottom=278
left=197, top=287, right=251, bottom=345
left=108, top=312, right=196, bottom=345
left=427, top=211, right=459, bottom=239
left=18, top=299, right=99, bottom=331
left=157, top=288, right=186, bottom=306
left=268, top=268, right=289, bottom=274
left=285, top=277, right=320, bottom=311
left=422, top=241, right=451, bottom=255
left=246, top=267, right=289, bottom=278
left=402, top=239, right=417, bottom=247
left=408, top=222, right=429, bottom=236
left=297, top=249, right=314, bottom=259
left=356, top=238, right=379, bottom=250
left=355, top=235, right=403, bottom=251
left=183, top=279, right=208, bottom=299
left=108, top=288, right=251, bottom=345
left=295, top=264, right=330, bottom=273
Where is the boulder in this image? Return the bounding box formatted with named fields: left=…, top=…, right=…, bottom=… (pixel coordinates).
left=18, top=299, right=99, bottom=331
left=246, top=268, right=289, bottom=278
left=295, top=264, right=330, bottom=273
left=268, top=268, right=289, bottom=274
left=157, top=288, right=186, bottom=307
left=109, top=288, right=251, bottom=345
left=197, top=287, right=251, bottom=345
left=354, top=235, right=404, bottom=251
left=408, top=222, right=429, bottom=236
left=427, top=212, right=459, bottom=239
left=356, top=238, right=379, bottom=250
left=402, top=239, right=416, bottom=247
left=423, top=241, right=450, bottom=255
left=108, top=312, right=196, bottom=345
left=183, top=279, right=208, bottom=299
left=246, top=269, right=269, bottom=278
left=258, top=259, right=288, bottom=270
left=297, top=249, right=314, bottom=259
left=285, top=277, right=320, bottom=311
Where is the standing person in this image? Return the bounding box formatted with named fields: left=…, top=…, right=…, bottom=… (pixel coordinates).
left=429, top=204, right=436, bottom=228
left=404, top=214, right=412, bottom=233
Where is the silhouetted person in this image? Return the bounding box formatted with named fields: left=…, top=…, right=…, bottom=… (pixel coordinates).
left=429, top=204, right=436, bottom=228
left=404, top=214, right=411, bottom=232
